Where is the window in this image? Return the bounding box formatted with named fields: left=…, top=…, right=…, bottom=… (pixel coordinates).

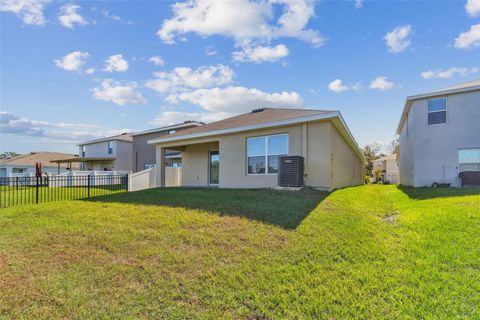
left=107, top=141, right=113, bottom=154
left=428, top=97, right=446, bottom=125
left=247, top=134, right=288, bottom=174
left=12, top=168, right=25, bottom=173
left=168, top=130, right=176, bottom=134
left=459, top=149, right=480, bottom=172
left=144, top=163, right=156, bottom=169
left=81, top=146, right=86, bottom=157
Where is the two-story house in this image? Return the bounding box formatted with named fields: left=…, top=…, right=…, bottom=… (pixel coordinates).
left=76, top=133, right=133, bottom=172
left=372, top=154, right=399, bottom=184
left=131, top=121, right=203, bottom=173
left=396, top=80, right=480, bottom=187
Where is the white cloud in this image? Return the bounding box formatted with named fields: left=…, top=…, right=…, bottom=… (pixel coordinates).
left=205, top=46, right=217, bottom=56
left=466, top=0, right=480, bottom=17
left=149, top=55, right=165, bottom=66
left=233, top=44, right=289, bottom=63
left=355, top=0, right=363, bottom=9
left=421, top=67, right=479, bottom=79
left=145, top=64, right=234, bottom=94
left=369, top=76, right=395, bottom=91
left=167, top=86, right=302, bottom=114
left=85, top=68, right=95, bottom=75
left=54, top=51, right=89, bottom=72
left=101, top=9, right=133, bottom=25
left=150, top=111, right=225, bottom=126
left=384, top=25, right=412, bottom=53
left=454, top=24, right=480, bottom=50
left=58, top=3, right=88, bottom=29
left=103, top=54, right=129, bottom=72
left=0, top=0, right=51, bottom=25
left=0, top=111, right=103, bottom=141
left=92, top=79, right=146, bottom=106
left=157, top=0, right=322, bottom=47
left=328, top=79, right=361, bottom=93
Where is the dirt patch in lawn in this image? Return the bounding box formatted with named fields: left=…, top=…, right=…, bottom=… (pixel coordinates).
left=384, top=212, right=400, bottom=225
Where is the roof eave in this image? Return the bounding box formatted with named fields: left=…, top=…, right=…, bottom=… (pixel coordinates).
left=148, top=112, right=339, bottom=145
left=148, top=111, right=365, bottom=162
left=130, top=122, right=204, bottom=137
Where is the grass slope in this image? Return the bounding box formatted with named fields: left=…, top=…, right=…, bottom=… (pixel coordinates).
left=0, top=186, right=479, bottom=319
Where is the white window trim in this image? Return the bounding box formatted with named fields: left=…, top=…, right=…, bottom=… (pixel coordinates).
left=246, top=133, right=289, bottom=176
left=427, top=97, right=447, bottom=126
left=107, top=141, right=113, bottom=154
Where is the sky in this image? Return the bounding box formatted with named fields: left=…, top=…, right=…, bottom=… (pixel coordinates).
left=1, top=0, right=479, bottom=155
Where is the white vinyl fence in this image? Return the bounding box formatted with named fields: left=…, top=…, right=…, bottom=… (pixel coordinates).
left=128, top=167, right=182, bottom=192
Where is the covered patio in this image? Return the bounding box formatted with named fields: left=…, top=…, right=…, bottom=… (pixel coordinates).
left=51, top=157, right=116, bottom=173
left=154, top=139, right=219, bottom=188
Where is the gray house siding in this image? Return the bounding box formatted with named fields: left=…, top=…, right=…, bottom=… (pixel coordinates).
left=132, top=124, right=201, bottom=172
left=399, top=90, right=480, bottom=187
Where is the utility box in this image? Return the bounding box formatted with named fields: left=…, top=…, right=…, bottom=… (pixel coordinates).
left=278, top=156, right=304, bottom=187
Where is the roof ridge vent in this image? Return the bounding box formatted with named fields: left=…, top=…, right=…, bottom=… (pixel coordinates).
left=251, top=108, right=265, bottom=113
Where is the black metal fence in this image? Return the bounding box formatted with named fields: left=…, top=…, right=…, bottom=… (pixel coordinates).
left=0, top=174, right=128, bottom=208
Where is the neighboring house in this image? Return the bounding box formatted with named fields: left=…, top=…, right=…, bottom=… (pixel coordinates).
left=131, top=121, right=203, bottom=172
left=0, top=152, right=79, bottom=177
left=55, top=133, right=133, bottom=172
left=372, top=154, right=399, bottom=184
left=148, top=108, right=365, bottom=190
left=396, top=79, right=480, bottom=187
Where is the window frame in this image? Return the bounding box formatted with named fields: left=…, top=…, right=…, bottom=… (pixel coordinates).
left=81, top=145, right=86, bottom=157
left=246, top=133, right=289, bottom=176
left=427, top=97, right=447, bottom=126
left=107, top=141, right=113, bottom=155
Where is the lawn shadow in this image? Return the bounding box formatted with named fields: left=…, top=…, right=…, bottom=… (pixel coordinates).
left=397, top=185, right=480, bottom=200
left=84, top=187, right=329, bottom=229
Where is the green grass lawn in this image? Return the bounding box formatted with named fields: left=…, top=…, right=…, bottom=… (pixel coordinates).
left=0, top=185, right=479, bottom=319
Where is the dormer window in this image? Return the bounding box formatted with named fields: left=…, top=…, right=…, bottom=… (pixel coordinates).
left=427, top=97, right=446, bottom=125
left=107, top=141, right=113, bottom=154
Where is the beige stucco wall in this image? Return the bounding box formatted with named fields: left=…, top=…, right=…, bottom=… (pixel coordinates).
left=304, top=121, right=332, bottom=189
left=330, top=124, right=364, bottom=189
left=182, top=142, right=219, bottom=187
left=219, top=124, right=303, bottom=188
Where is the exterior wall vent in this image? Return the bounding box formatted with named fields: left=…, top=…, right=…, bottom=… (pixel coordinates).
left=251, top=108, right=265, bottom=113
left=278, top=156, right=304, bottom=187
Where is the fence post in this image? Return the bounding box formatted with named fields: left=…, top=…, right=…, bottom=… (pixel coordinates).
left=125, top=174, right=129, bottom=192
left=35, top=176, right=39, bottom=204
left=87, top=174, right=91, bottom=198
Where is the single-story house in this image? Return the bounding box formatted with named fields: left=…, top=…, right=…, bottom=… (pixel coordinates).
left=0, top=152, right=79, bottom=177
left=131, top=121, right=204, bottom=172
left=148, top=108, right=365, bottom=190
left=397, top=79, right=480, bottom=187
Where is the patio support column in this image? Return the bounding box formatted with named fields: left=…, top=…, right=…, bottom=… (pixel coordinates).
left=156, top=146, right=166, bottom=188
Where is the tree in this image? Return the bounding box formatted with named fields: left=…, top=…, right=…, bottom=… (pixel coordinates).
left=373, top=166, right=384, bottom=182
left=0, top=152, right=20, bottom=160
left=363, top=146, right=376, bottom=177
